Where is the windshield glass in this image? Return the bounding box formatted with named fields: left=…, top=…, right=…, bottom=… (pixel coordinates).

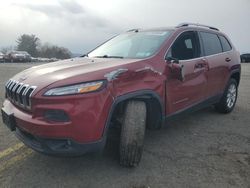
left=88, top=30, right=173, bottom=59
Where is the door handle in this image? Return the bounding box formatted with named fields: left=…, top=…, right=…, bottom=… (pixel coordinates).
left=225, top=57, right=231, bottom=62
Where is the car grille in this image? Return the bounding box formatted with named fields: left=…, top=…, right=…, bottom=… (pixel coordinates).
left=5, top=79, right=37, bottom=110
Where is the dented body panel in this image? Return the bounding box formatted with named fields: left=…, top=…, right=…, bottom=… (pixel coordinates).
left=1, top=26, right=241, bottom=155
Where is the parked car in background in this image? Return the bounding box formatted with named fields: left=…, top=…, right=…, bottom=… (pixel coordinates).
left=4, top=51, right=31, bottom=62
left=0, top=52, right=4, bottom=62
left=35, top=57, right=59, bottom=63
left=30, top=57, right=39, bottom=62
left=241, top=53, right=250, bottom=63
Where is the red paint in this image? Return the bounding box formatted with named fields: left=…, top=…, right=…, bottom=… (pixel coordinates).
left=2, top=26, right=241, bottom=143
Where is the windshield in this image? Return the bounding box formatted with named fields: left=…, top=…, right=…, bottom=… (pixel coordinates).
left=88, top=30, right=173, bottom=59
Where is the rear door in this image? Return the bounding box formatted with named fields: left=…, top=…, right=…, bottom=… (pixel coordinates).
left=165, top=31, right=208, bottom=114
left=199, top=32, right=229, bottom=98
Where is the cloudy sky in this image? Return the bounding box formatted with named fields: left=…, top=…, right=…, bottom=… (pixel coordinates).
left=0, top=0, right=249, bottom=54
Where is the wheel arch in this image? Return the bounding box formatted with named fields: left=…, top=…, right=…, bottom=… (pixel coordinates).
left=230, top=70, right=240, bottom=86
left=103, top=90, right=165, bottom=137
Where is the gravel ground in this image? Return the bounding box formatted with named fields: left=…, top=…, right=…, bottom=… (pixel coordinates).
left=0, top=62, right=249, bottom=188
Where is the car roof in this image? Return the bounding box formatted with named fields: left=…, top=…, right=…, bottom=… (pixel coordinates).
left=140, top=27, right=176, bottom=32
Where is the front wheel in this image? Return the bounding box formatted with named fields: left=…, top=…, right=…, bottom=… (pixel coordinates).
left=215, top=79, right=238, bottom=113
left=120, top=100, right=146, bottom=167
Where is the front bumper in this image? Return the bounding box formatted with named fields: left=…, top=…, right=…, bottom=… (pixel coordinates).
left=1, top=96, right=111, bottom=155
left=2, top=88, right=113, bottom=143
left=2, top=84, right=113, bottom=155
left=15, top=127, right=105, bottom=156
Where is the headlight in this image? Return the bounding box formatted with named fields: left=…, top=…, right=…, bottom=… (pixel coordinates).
left=44, top=81, right=105, bottom=96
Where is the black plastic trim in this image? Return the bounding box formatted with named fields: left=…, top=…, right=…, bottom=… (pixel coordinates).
left=165, top=94, right=222, bottom=121
left=229, top=68, right=241, bottom=86
left=102, top=90, right=165, bottom=137
left=15, top=127, right=105, bottom=156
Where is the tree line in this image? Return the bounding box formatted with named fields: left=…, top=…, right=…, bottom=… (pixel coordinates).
left=1, top=34, right=72, bottom=59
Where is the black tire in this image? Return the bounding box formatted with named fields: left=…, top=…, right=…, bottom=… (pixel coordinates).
left=215, top=79, right=238, bottom=113
left=120, top=100, right=146, bottom=167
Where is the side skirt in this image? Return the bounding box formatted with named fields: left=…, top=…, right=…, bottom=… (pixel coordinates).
left=164, top=94, right=222, bottom=122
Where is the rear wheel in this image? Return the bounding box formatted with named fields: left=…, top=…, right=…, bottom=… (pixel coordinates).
left=215, top=79, right=238, bottom=113
left=120, top=100, right=146, bottom=167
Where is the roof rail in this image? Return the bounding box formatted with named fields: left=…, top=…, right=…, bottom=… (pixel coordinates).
left=177, top=22, right=219, bottom=31
left=127, top=28, right=140, bottom=32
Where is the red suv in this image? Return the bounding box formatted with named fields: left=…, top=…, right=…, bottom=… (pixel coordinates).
left=1, top=23, right=241, bottom=167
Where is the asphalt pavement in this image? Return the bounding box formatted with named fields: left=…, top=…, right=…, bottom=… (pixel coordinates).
left=0, top=62, right=249, bottom=188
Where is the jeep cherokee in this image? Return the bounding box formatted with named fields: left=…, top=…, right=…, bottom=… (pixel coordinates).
left=1, top=23, right=241, bottom=167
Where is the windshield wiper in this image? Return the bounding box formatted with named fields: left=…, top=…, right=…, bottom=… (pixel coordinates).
left=94, top=55, right=124, bottom=59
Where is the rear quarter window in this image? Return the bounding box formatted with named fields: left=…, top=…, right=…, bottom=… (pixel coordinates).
left=219, top=35, right=232, bottom=52
left=200, top=32, right=222, bottom=56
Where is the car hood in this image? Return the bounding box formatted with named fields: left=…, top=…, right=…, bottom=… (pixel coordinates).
left=11, top=57, right=141, bottom=89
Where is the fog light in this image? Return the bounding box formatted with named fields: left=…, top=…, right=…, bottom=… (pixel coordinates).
left=44, top=110, right=70, bottom=122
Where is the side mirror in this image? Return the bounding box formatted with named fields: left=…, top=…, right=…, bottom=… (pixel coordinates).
left=166, top=57, right=185, bottom=81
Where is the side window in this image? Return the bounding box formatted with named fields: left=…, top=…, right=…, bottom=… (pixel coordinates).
left=200, top=32, right=222, bottom=56
left=167, top=31, right=200, bottom=61
left=219, top=35, right=232, bottom=52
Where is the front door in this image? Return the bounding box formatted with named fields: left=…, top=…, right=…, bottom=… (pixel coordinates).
left=165, top=31, right=208, bottom=115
